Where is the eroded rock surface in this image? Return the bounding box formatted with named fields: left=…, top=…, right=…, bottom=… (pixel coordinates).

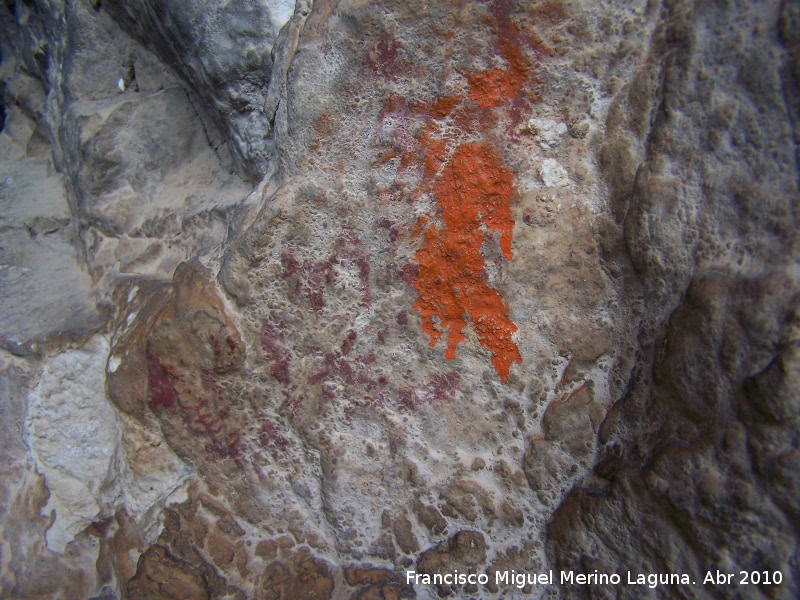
left=548, top=1, right=800, bottom=598
left=0, top=0, right=797, bottom=598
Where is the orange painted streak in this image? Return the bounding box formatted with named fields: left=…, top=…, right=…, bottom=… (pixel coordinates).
left=434, top=143, right=515, bottom=260
left=468, top=68, right=517, bottom=109
left=421, top=133, right=447, bottom=176
left=468, top=44, right=527, bottom=109
left=412, top=142, right=521, bottom=382
left=409, top=216, right=429, bottom=239
left=390, top=25, right=531, bottom=382
left=412, top=226, right=478, bottom=357
left=430, top=95, right=461, bottom=118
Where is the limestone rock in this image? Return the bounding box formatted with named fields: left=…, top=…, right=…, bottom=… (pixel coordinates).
left=101, top=0, right=294, bottom=181
left=0, top=103, right=103, bottom=345
left=548, top=1, right=800, bottom=598
left=25, top=336, right=120, bottom=553
left=417, top=531, right=487, bottom=597
left=1, top=0, right=798, bottom=598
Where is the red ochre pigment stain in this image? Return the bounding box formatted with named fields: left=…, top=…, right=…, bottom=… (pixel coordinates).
left=412, top=142, right=521, bottom=382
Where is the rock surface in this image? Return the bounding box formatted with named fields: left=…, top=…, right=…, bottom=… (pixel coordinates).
left=0, top=0, right=798, bottom=598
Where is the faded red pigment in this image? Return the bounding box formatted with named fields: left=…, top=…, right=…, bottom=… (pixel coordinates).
left=146, top=350, right=179, bottom=410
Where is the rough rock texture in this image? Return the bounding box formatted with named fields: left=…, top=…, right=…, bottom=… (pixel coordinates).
left=547, top=1, right=800, bottom=598
left=100, top=0, right=296, bottom=181
left=0, top=0, right=798, bottom=598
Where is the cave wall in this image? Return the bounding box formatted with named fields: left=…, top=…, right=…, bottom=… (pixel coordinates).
left=0, top=0, right=798, bottom=598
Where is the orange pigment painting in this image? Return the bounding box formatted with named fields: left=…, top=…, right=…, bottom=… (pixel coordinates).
left=412, top=143, right=522, bottom=381
left=397, top=24, right=529, bottom=382
left=467, top=44, right=527, bottom=110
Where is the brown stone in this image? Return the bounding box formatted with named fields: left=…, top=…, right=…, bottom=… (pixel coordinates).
left=417, top=531, right=487, bottom=597
left=343, top=564, right=416, bottom=598
left=501, top=499, right=525, bottom=527
left=440, top=480, right=495, bottom=521
left=127, top=545, right=211, bottom=600
left=413, top=501, right=447, bottom=534
left=391, top=515, right=419, bottom=554
left=256, top=540, right=278, bottom=560
left=262, top=548, right=335, bottom=600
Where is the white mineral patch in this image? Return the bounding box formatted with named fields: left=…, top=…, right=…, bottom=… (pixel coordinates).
left=107, top=354, right=121, bottom=373
left=26, top=337, right=189, bottom=552
left=25, top=336, right=121, bottom=553
left=268, top=0, right=296, bottom=33
left=539, top=158, right=570, bottom=187
left=528, top=117, right=568, bottom=149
